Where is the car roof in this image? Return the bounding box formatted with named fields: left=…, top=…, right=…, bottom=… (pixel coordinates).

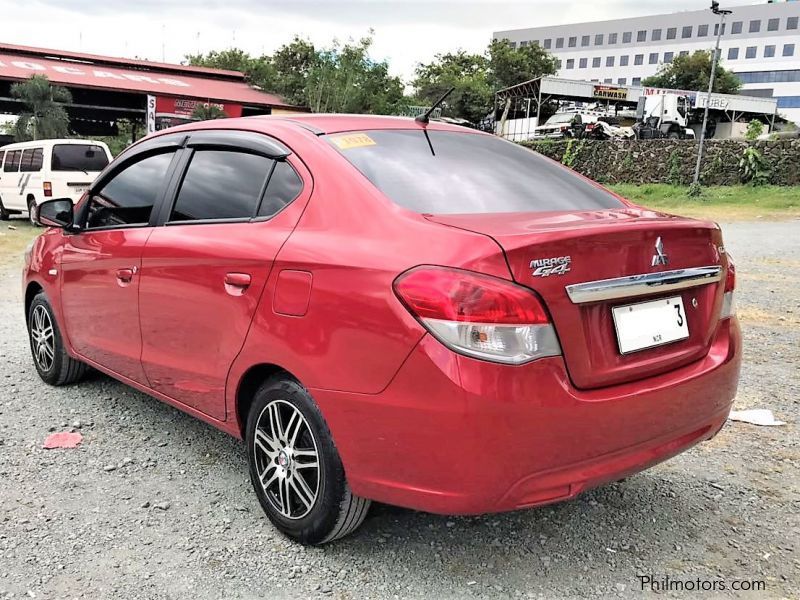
left=0, top=139, right=109, bottom=149
left=168, top=114, right=484, bottom=137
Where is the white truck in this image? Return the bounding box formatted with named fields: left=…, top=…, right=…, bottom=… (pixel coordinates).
left=633, top=94, right=697, bottom=140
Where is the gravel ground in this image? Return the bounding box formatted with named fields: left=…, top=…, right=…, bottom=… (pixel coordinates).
left=0, top=219, right=798, bottom=600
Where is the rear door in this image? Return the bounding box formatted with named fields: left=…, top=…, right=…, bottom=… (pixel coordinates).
left=50, top=143, right=111, bottom=202
left=60, top=148, right=179, bottom=383
left=138, top=131, right=308, bottom=420
left=18, top=147, right=44, bottom=208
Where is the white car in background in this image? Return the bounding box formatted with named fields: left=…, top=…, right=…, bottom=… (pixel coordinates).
left=0, top=139, right=112, bottom=223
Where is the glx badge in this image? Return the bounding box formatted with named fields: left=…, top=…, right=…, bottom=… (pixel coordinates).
left=530, top=256, right=571, bottom=277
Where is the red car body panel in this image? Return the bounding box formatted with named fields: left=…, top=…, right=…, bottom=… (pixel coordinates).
left=22, top=114, right=742, bottom=517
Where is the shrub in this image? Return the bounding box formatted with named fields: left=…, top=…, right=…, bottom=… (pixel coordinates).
left=738, top=146, right=771, bottom=185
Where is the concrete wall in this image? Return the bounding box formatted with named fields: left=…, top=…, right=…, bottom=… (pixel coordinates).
left=523, top=139, right=800, bottom=186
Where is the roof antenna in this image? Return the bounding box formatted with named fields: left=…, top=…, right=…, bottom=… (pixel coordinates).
left=416, top=86, right=455, bottom=125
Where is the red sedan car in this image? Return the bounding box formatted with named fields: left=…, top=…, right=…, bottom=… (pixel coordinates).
left=24, top=115, right=740, bottom=544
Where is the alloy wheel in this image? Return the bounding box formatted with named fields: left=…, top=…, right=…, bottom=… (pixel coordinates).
left=30, top=304, right=55, bottom=372
left=253, top=399, right=320, bottom=519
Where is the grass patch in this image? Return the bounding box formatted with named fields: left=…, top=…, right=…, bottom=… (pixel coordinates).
left=0, top=220, right=40, bottom=267
left=609, top=184, right=800, bottom=221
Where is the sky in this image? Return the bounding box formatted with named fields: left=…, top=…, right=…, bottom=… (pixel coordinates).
left=0, top=0, right=754, bottom=83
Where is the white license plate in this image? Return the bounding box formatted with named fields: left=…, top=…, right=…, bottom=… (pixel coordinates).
left=73, top=186, right=88, bottom=194
left=612, top=295, right=689, bottom=354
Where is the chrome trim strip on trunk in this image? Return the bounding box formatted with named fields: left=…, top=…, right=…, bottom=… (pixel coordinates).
left=566, top=266, right=723, bottom=304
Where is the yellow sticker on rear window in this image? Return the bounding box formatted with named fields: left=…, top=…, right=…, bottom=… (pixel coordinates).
left=330, top=133, right=377, bottom=150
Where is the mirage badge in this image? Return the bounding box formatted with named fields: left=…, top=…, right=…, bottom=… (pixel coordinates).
left=530, top=255, right=571, bottom=278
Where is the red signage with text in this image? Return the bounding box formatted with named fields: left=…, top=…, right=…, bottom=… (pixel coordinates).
left=155, top=96, right=242, bottom=118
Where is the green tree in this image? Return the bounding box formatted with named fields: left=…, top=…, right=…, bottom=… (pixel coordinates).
left=11, top=75, right=72, bottom=141
left=487, top=39, right=558, bottom=90
left=271, top=37, right=318, bottom=106
left=412, top=50, right=492, bottom=123
left=191, top=103, right=227, bottom=121
left=744, top=119, right=765, bottom=141
left=642, top=50, right=741, bottom=94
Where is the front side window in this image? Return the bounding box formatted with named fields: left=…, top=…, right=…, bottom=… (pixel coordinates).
left=20, top=148, right=44, bottom=172
left=85, top=152, right=174, bottom=229
left=170, top=150, right=273, bottom=222
left=327, top=130, right=624, bottom=215
left=52, top=144, right=109, bottom=172
left=3, top=150, right=21, bottom=172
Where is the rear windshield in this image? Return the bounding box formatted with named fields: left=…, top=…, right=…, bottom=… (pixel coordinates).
left=326, top=130, right=623, bottom=214
left=52, top=144, right=109, bottom=172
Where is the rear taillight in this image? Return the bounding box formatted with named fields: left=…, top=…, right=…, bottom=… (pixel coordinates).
left=721, top=259, right=736, bottom=319
left=393, top=266, right=561, bottom=365
left=43, top=182, right=52, bottom=197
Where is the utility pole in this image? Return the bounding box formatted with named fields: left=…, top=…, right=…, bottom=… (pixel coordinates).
left=693, top=1, right=732, bottom=187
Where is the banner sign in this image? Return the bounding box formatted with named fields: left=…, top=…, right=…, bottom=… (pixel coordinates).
left=155, top=96, right=243, bottom=119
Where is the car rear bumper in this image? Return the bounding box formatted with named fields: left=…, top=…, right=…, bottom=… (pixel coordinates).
left=311, top=317, right=741, bottom=515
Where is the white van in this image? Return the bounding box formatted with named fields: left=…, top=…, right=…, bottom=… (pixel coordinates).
left=0, top=139, right=112, bottom=223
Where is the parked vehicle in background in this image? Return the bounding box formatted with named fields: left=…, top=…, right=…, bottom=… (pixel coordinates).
left=0, top=139, right=111, bottom=223
left=23, top=115, right=740, bottom=545
left=532, top=110, right=633, bottom=140
left=633, top=94, right=699, bottom=140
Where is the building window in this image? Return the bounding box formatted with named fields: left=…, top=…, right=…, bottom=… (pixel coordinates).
left=618, top=77, right=627, bottom=85
left=767, top=18, right=779, bottom=32
left=664, top=51, right=674, bottom=63
left=605, top=56, right=613, bottom=67
left=569, top=36, right=577, bottom=47
left=736, top=70, right=800, bottom=84
left=714, top=23, right=726, bottom=36
left=666, top=27, right=677, bottom=40
left=520, top=41, right=529, bottom=47
left=556, top=37, right=564, bottom=48
left=543, top=38, right=552, bottom=49
left=566, top=58, right=575, bottom=69
left=749, top=20, right=761, bottom=33
left=764, top=45, right=776, bottom=58
left=776, top=97, right=800, bottom=109
left=679, top=50, right=689, bottom=57
left=728, top=47, right=739, bottom=60
left=788, top=17, right=798, bottom=30
left=579, top=57, right=588, bottom=68
left=698, top=24, right=709, bottom=37
left=609, top=33, right=618, bottom=44
left=532, top=40, right=540, bottom=46
left=784, top=44, right=796, bottom=57
left=622, top=31, right=632, bottom=43
left=649, top=52, right=659, bottom=64
left=620, top=55, right=629, bottom=66
left=745, top=46, right=757, bottom=59
left=682, top=26, right=693, bottom=39
left=595, top=33, right=604, bottom=45
left=592, top=56, right=601, bottom=68
left=652, top=28, right=662, bottom=41
left=634, top=54, right=644, bottom=66
left=581, top=35, right=590, bottom=46
left=637, top=30, right=647, bottom=42
left=603, top=78, right=612, bottom=83
left=632, top=77, right=641, bottom=86
left=510, top=41, right=517, bottom=49
left=731, top=21, right=742, bottom=34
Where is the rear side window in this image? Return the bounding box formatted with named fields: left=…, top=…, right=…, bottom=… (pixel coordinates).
left=86, top=152, right=174, bottom=229
left=52, top=144, right=109, bottom=172
left=3, top=150, right=21, bottom=172
left=258, top=161, right=303, bottom=217
left=20, top=148, right=44, bottom=172
left=328, top=130, right=623, bottom=214
left=170, top=150, right=273, bottom=222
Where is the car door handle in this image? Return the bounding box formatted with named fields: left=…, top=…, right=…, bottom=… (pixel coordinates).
left=116, top=268, right=135, bottom=283
left=224, top=273, right=252, bottom=288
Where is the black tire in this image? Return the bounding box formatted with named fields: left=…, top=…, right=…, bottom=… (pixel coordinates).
left=667, top=129, right=681, bottom=140
left=27, top=293, right=88, bottom=386
left=28, top=197, right=39, bottom=227
left=0, top=197, right=9, bottom=221
left=246, top=377, right=370, bottom=545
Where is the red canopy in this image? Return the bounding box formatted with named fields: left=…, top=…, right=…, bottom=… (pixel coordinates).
left=0, top=45, right=295, bottom=109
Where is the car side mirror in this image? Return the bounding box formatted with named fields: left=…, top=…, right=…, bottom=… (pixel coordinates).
left=36, top=198, right=75, bottom=229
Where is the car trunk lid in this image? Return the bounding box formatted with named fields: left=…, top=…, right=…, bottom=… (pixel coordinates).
left=427, top=208, right=727, bottom=389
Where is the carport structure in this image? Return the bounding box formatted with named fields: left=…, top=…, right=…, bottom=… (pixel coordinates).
left=0, top=43, right=306, bottom=139
left=495, top=75, right=780, bottom=141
